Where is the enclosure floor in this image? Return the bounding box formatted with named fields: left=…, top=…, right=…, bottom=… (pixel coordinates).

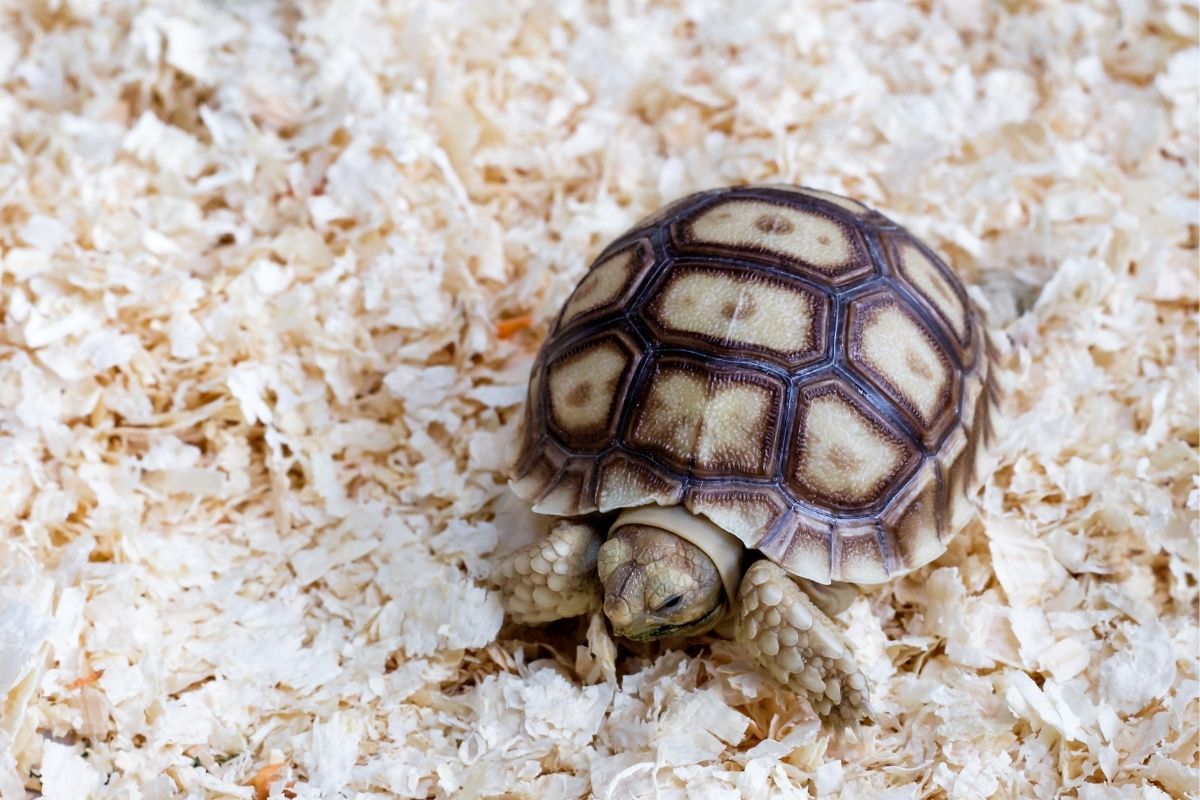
left=0, top=2, right=1196, bottom=798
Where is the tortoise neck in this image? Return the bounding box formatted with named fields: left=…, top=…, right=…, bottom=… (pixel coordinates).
left=610, top=506, right=743, bottom=603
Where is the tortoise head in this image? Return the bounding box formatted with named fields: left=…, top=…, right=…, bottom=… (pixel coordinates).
left=596, top=524, right=726, bottom=641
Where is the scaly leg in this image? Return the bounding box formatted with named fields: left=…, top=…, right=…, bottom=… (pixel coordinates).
left=734, top=560, right=873, bottom=727
left=491, top=520, right=603, bottom=625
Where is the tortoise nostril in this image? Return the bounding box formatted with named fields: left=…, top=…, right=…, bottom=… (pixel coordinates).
left=604, top=596, right=633, bottom=627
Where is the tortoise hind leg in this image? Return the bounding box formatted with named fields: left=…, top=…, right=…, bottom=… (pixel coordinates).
left=491, top=520, right=603, bottom=625
left=734, top=560, right=873, bottom=727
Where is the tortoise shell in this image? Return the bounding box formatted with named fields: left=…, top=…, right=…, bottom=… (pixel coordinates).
left=510, top=185, right=997, bottom=585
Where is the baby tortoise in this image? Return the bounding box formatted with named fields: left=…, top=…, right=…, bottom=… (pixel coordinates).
left=493, top=185, right=998, bottom=725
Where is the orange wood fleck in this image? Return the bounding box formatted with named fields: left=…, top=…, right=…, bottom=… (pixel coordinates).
left=497, top=314, right=534, bottom=339
left=249, top=762, right=286, bottom=800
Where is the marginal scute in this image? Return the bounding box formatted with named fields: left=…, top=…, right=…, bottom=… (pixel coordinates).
left=597, top=453, right=683, bottom=512
left=937, top=428, right=976, bottom=536
left=959, top=357, right=985, bottom=432
left=645, top=266, right=828, bottom=365
left=976, top=345, right=999, bottom=448
left=557, top=240, right=651, bottom=329
left=545, top=335, right=635, bottom=445
left=833, top=523, right=892, bottom=583
left=881, top=462, right=944, bottom=572
left=509, top=454, right=554, bottom=504
left=757, top=510, right=835, bottom=584
left=687, top=488, right=787, bottom=548
left=975, top=385, right=998, bottom=467
left=789, top=380, right=918, bottom=510
left=628, top=361, right=782, bottom=477
left=509, top=430, right=572, bottom=507
left=674, top=198, right=872, bottom=285
left=889, top=238, right=970, bottom=346
left=532, top=468, right=586, bottom=515
left=848, top=294, right=957, bottom=443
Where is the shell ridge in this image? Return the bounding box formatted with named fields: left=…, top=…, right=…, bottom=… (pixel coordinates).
left=649, top=252, right=849, bottom=297
left=932, top=458, right=947, bottom=545
left=873, top=520, right=895, bottom=576
left=881, top=269, right=973, bottom=374
left=881, top=233, right=976, bottom=364
left=843, top=291, right=963, bottom=449
left=650, top=346, right=793, bottom=382
left=611, top=342, right=657, bottom=455
left=828, top=517, right=842, bottom=584
left=828, top=362, right=928, bottom=459
left=636, top=262, right=831, bottom=369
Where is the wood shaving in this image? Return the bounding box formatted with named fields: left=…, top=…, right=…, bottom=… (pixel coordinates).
left=0, top=1, right=1196, bottom=798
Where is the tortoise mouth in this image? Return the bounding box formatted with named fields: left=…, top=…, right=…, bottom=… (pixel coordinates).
left=612, top=601, right=726, bottom=642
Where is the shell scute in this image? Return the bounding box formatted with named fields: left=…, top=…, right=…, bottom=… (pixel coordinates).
left=555, top=238, right=655, bottom=334
left=882, top=232, right=975, bottom=362
left=880, top=462, right=945, bottom=573
left=835, top=523, right=893, bottom=583
left=596, top=452, right=684, bottom=513
left=641, top=263, right=832, bottom=367
left=756, top=510, right=835, bottom=584
left=671, top=193, right=876, bottom=287
left=786, top=377, right=921, bottom=513
left=845, top=291, right=960, bottom=448
left=625, top=357, right=785, bottom=479
left=544, top=332, right=640, bottom=448
left=685, top=486, right=789, bottom=549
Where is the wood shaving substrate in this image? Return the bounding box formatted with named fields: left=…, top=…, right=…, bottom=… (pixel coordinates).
left=0, top=2, right=1196, bottom=799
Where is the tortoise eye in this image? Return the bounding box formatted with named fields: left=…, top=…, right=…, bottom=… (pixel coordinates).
left=657, top=594, right=684, bottom=613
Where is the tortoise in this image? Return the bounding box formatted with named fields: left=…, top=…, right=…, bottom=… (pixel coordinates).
left=492, top=185, right=998, bottom=725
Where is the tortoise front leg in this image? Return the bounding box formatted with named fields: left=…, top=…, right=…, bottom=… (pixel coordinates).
left=490, top=520, right=603, bottom=625
left=734, top=560, right=873, bottom=727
